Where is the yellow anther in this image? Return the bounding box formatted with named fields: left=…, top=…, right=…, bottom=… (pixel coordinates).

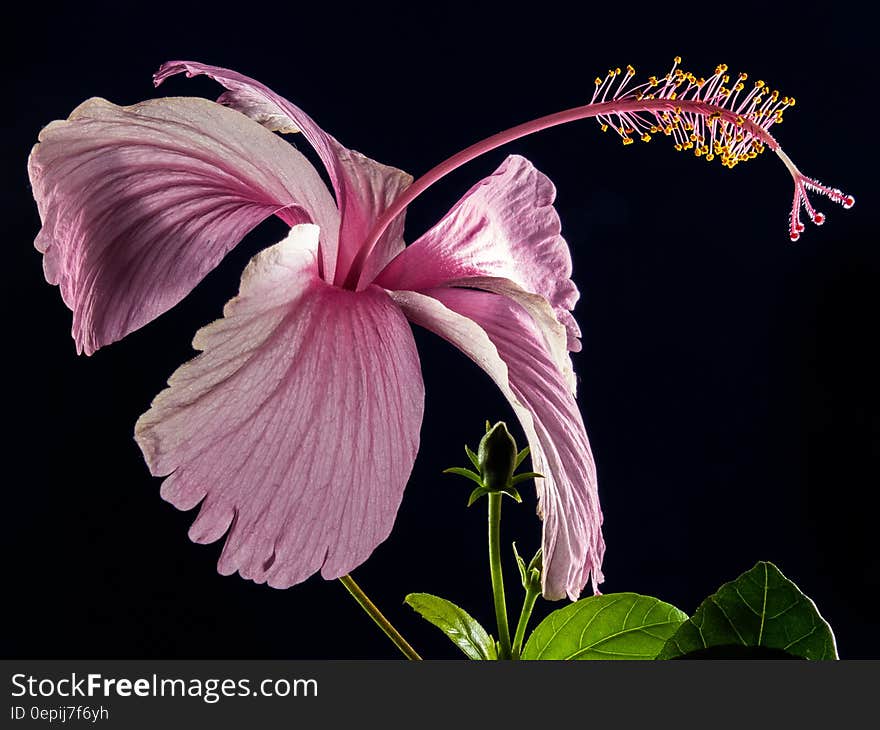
left=674, top=143, right=683, bottom=151
left=600, top=123, right=609, bottom=132
left=735, top=116, right=744, bottom=125
left=674, top=55, right=682, bottom=64
left=755, top=79, right=765, bottom=88
left=669, top=91, right=677, bottom=100
left=595, top=77, right=602, bottom=86
left=735, top=82, right=745, bottom=92
left=641, top=133, right=652, bottom=143
left=622, top=136, right=634, bottom=145
left=614, top=67, right=621, bottom=75
left=739, top=72, right=748, bottom=80
left=706, top=153, right=715, bottom=161
left=722, top=74, right=730, bottom=83
left=789, top=97, right=796, bottom=106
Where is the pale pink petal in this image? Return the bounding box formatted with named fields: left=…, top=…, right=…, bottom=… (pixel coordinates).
left=155, top=61, right=412, bottom=286
left=376, top=154, right=582, bottom=351
left=391, top=287, right=603, bottom=600
left=135, top=224, right=424, bottom=587
left=29, top=96, right=340, bottom=355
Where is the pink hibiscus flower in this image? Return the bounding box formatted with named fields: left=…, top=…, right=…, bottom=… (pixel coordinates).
left=28, top=58, right=852, bottom=603
left=28, top=61, right=602, bottom=601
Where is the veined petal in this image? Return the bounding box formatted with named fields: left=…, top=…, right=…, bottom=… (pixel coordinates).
left=135, top=225, right=424, bottom=587
left=29, top=96, right=339, bottom=355
left=155, top=61, right=412, bottom=286
left=391, top=287, right=603, bottom=601
left=376, top=154, right=581, bottom=351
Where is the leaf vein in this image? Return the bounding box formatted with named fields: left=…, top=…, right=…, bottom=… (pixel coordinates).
left=710, top=597, right=748, bottom=645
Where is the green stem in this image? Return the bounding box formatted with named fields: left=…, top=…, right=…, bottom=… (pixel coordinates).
left=339, top=574, right=422, bottom=660
left=512, top=583, right=541, bottom=659
left=488, top=493, right=512, bottom=659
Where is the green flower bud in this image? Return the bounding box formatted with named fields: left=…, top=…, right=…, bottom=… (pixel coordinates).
left=478, top=421, right=518, bottom=490
left=514, top=543, right=543, bottom=593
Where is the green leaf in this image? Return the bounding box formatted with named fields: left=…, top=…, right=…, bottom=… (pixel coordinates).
left=465, top=445, right=481, bottom=470
left=657, top=561, right=837, bottom=660
left=521, top=593, right=687, bottom=660
left=514, top=447, right=530, bottom=469
left=405, top=593, right=497, bottom=660
left=443, top=466, right=484, bottom=486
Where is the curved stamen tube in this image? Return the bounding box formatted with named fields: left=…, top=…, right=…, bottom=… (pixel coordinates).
left=351, top=59, right=853, bottom=289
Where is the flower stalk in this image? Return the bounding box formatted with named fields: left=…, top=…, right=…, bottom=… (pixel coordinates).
left=511, top=545, right=543, bottom=659
left=488, top=493, right=512, bottom=659
left=339, top=574, right=422, bottom=660
left=512, top=583, right=541, bottom=660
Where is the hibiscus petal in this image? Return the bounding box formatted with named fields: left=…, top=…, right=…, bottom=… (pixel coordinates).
left=376, top=154, right=582, bottom=351
left=154, top=61, right=412, bottom=286
left=135, top=224, right=425, bottom=587
left=29, top=96, right=340, bottom=355
left=391, top=287, right=603, bottom=600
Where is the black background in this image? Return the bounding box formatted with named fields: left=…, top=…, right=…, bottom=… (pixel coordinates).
left=3, top=1, right=876, bottom=660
